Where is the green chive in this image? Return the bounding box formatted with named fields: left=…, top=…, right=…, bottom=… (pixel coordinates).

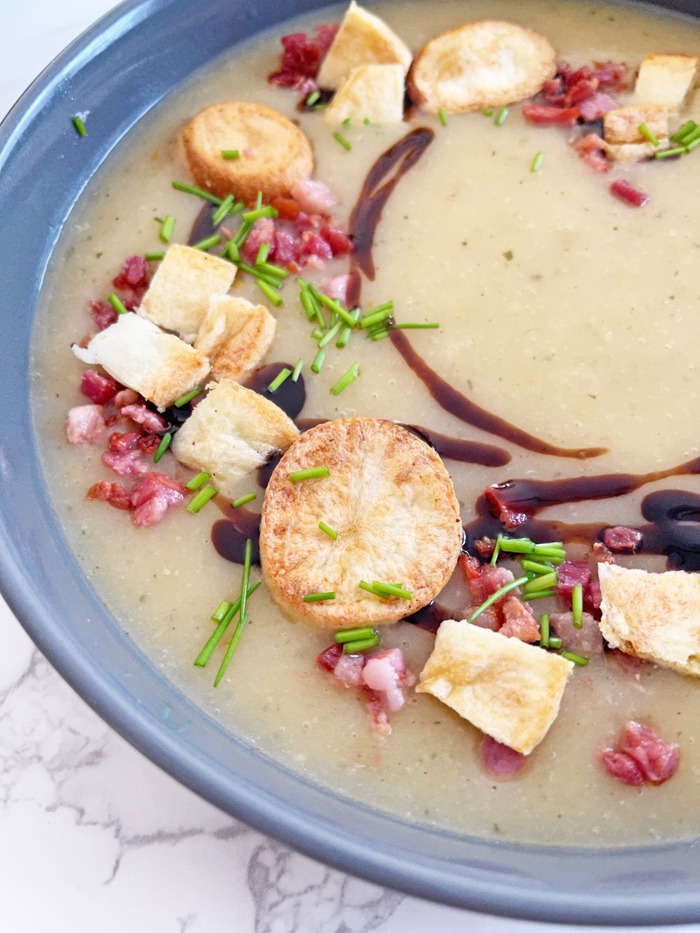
left=360, top=304, right=393, bottom=329
left=316, top=292, right=358, bottom=328
left=241, top=205, right=278, bottom=223
left=145, top=251, right=165, bottom=262
left=174, top=386, right=203, bottom=407
left=256, top=242, right=270, bottom=264
left=303, top=592, right=336, bottom=602
left=490, top=534, right=503, bottom=567
left=159, top=214, right=175, bottom=243
left=256, top=279, right=284, bottom=307
left=214, top=539, right=254, bottom=686
left=467, top=575, right=529, bottom=623
left=520, top=559, right=554, bottom=575
left=438, top=106, right=448, bottom=127
left=72, top=115, right=87, bottom=137
left=172, top=181, right=223, bottom=205
left=336, top=627, right=378, bottom=643
left=342, top=117, right=352, bottom=127
left=212, top=194, right=235, bottom=227
left=195, top=580, right=261, bottom=667
left=670, top=120, right=697, bottom=143
left=495, top=107, right=509, bottom=126
left=330, top=362, right=360, bottom=396
left=311, top=349, right=326, bottom=373
left=231, top=218, right=253, bottom=248
left=548, top=636, right=562, bottom=649
left=318, top=321, right=342, bottom=349
left=311, top=328, right=325, bottom=341
left=333, top=132, right=352, bottom=151
left=306, top=90, right=321, bottom=107
left=234, top=260, right=283, bottom=287
left=108, top=293, right=128, bottom=316
left=638, top=122, right=660, bottom=147
left=482, top=107, right=493, bottom=116
left=192, top=233, right=222, bottom=251
left=655, top=146, right=687, bottom=160
left=370, top=329, right=389, bottom=341
left=221, top=149, right=240, bottom=160
left=561, top=650, right=589, bottom=666
left=522, top=571, right=558, bottom=594
left=361, top=581, right=413, bottom=600
left=393, top=322, right=440, bottom=329
left=572, top=583, right=583, bottom=628
left=186, top=484, right=218, bottom=513
left=343, top=636, right=380, bottom=653
left=153, top=432, right=172, bottom=463
left=522, top=589, right=556, bottom=602
left=255, top=191, right=263, bottom=210
left=289, top=465, right=330, bottom=482
left=539, top=614, right=550, bottom=648
left=231, top=493, right=256, bottom=509
left=257, top=261, right=288, bottom=280
left=227, top=241, right=240, bottom=261
left=292, top=359, right=304, bottom=382
left=319, top=521, right=338, bottom=540
left=185, top=471, right=211, bottom=491
left=267, top=367, right=292, bottom=393
left=300, top=288, right=318, bottom=321
left=686, top=137, right=700, bottom=152
left=682, top=125, right=700, bottom=146
left=212, top=599, right=233, bottom=623
left=531, top=151, right=544, bottom=172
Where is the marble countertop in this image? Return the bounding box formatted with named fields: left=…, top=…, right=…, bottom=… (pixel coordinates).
left=2, top=2, right=699, bottom=931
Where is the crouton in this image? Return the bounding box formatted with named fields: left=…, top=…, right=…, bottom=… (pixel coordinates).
left=194, top=295, right=276, bottom=382
left=416, top=620, right=573, bottom=755
left=599, top=563, right=700, bottom=676
left=138, top=244, right=235, bottom=343
left=324, top=63, right=405, bottom=124
left=182, top=102, right=314, bottom=204
left=407, top=20, right=556, bottom=115
left=72, top=313, right=210, bottom=410
left=603, top=104, right=669, bottom=145
left=171, top=380, right=299, bottom=498
left=635, top=53, right=698, bottom=112
left=317, top=1, right=412, bottom=91
left=606, top=141, right=661, bottom=162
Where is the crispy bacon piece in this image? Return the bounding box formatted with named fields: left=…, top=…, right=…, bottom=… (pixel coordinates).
left=103, top=447, right=149, bottom=477
left=80, top=369, right=119, bottom=405
left=130, top=471, right=188, bottom=527
left=268, top=25, right=338, bottom=91
left=522, top=104, right=581, bottom=125
left=86, top=480, right=132, bottom=510
left=610, top=179, right=649, bottom=208
left=603, top=525, right=642, bottom=552
left=483, top=484, right=529, bottom=531
left=323, top=274, right=352, bottom=304
left=120, top=404, right=168, bottom=434
left=460, top=554, right=515, bottom=607
left=65, top=405, right=107, bottom=445
left=550, top=610, right=603, bottom=656
left=290, top=178, right=337, bottom=214
left=578, top=92, right=618, bottom=121
left=112, top=255, right=150, bottom=291
left=499, top=597, right=540, bottom=642
left=113, top=388, right=140, bottom=410
left=480, top=734, right=526, bottom=779
left=320, top=225, right=353, bottom=256
left=88, top=298, right=117, bottom=331
left=600, top=721, right=679, bottom=786
left=592, top=541, right=615, bottom=563
left=556, top=560, right=601, bottom=613
left=572, top=132, right=610, bottom=173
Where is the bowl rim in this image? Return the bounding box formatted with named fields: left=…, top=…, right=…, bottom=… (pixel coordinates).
left=2, top=0, right=700, bottom=924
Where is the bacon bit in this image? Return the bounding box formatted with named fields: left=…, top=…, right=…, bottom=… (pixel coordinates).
left=572, top=133, right=610, bottom=173
left=473, top=537, right=496, bottom=559
left=480, top=734, right=526, bottom=779
left=334, top=653, right=366, bottom=688
left=320, top=225, right=353, bottom=256
left=290, top=178, right=337, bottom=214
left=610, top=178, right=649, bottom=208
left=89, top=298, right=117, bottom=331
left=461, top=554, right=515, bottom=607
left=270, top=196, right=302, bottom=221
left=268, top=25, right=338, bottom=91
left=556, top=560, right=601, bottom=614
left=592, top=541, right=615, bottom=564
left=130, top=471, right=188, bottom=527
left=607, top=647, right=646, bottom=682
left=578, top=92, right=618, bottom=122
left=483, top=485, right=528, bottom=530
left=66, top=405, right=107, bottom=445
left=603, top=525, right=643, bottom=552
left=86, top=480, right=132, bottom=510
left=137, top=433, right=162, bottom=456
left=103, top=447, right=149, bottom=477
left=80, top=370, right=119, bottom=405
left=600, top=721, right=679, bottom=786
left=107, top=431, right=141, bottom=453
left=522, top=104, right=581, bottom=126
left=112, top=255, right=150, bottom=291
left=120, top=403, right=168, bottom=434
left=499, top=596, right=540, bottom=642
left=323, top=274, right=352, bottom=304
left=592, top=60, right=629, bottom=92
left=317, top=643, right=343, bottom=671
left=550, top=610, right=603, bottom=656
left=299, top=230, right=334, bottom=263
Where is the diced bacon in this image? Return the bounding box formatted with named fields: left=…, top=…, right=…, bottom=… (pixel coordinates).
left=564, top=76, right=599, bottom=107
left=316, top=643, right=343, bottom=672
left=66, top=405, right=107, bottom=445
left=112, top=255, right=150, bottom=291
left=107, top=431, right=141, bottom=453
left=601, top=721, right=679, bottom=786
left=137, top=433, right=162, bottom=456
left=572, top=133, right=610, bottom=173
left=114, top=388, right=140, bottom=410
left=592, top=60, right=629, bottom=92
left=130, top=471, right=187, bottom=527
left=603, top=525, right=642, bottom=552
left=480, top=735, right=526, bottom=779
left=473, top=537, right=496, bottom=559
left=541, top=76, right=565, bottom=105
left=273, top=228, right=301, bottom=265
left=607, top=647, right=646, bottom=681
left=483, top=485, right=528, bottom=530
left=592, top=541, right=615, bottom=563
left=290, top=178, right=337, bottom=213
left=121, top=404, right=168, bottom=433
left=86, top=480, right=132, bottom=510
left=586, top=579, right=602, bottom=612
left=460, top=554, right=515, bottom=607
left=499, top=597, right=540, bottom=642
left=323, top=274, right=352, bottom=303
left=320, top=225, right=353, bottom=256
left=80, top=369, right=119, bottom=405
left=362, top=647, right=415, bottom=713
left=578, top=92, right=618, bottom=121
left=268, top=25, right=338, bottom=89
left=556, top=560, right=591, bottom=599
left=88, top=299, right=117, bottom=331
left=550, top=610, right=603, bottom=656
left=334, top=653, right=366, bottom=688
left=522, top=104, right=581, bottom=125
left=103, top=447, right=148, bottom=477
left=242, top=217, right=277, bottom=263
left=299, top=230, right=334, bottom=263
left=270, top=196, right=302, bottom=221
left=610, top=179, right=649, bottom=208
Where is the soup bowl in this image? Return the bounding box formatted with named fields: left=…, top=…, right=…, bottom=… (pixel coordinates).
left=2, top=0, right=700, bottom=923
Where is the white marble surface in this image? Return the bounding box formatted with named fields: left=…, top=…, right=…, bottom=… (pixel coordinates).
left=2, top=2, right=699, bottom=931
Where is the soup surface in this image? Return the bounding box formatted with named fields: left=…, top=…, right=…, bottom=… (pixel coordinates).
left=32, top=0, right=700, bottom=846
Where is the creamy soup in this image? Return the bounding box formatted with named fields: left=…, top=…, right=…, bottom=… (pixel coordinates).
left=32, top=0, right=700, bottom=846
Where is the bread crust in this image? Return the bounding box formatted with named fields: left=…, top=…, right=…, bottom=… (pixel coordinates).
left=182, top=102, right=314, bottom=203
left=407, top=20, right=556, bottom=114
left=324, top=63, right=405, bottom=124
left=195, top=295, right=276, bottom=382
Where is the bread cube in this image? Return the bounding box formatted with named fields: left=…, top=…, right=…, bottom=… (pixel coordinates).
left=606, top=141, right=660, bottom=162
left=195, top=295, right=276, bottom=382
left=603, top=105, right=668, bottom=145
left=416, top=620, right=573, bottom=754
left=635, top=53, right=698, bottom=112
left=324, top=64, right=405, bottom=125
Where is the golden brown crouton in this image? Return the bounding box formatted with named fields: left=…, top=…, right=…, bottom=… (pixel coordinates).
left=603, top=104, right=669, bottom=145
left=634, top=53, right=698, bottom=112
left=195, top=295, right=276, bottom=382
left=324, top=64, right=405, bottom=124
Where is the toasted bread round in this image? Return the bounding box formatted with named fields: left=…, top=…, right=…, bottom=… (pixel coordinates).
left=182, top=102, right=314, bottom=202
left=407, top=20, right=556, bottom=114
left=260, top=418, right=463, bottom=629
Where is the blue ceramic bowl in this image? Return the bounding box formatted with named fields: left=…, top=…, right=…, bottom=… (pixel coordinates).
left=2, top=0, right=700, bottom=922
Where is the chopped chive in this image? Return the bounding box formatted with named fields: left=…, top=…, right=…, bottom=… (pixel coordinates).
left=335, top=626, right=377, bottom=644
left=174, top=386, right=203, bottom=407
left=256, top=242, right=270, bottom=264
left=145, top=251, right=165, bottom=262
left=336, top=324, right=353, bottom=348
left=548, top=635, right=562, bottom=649
left=520, top=559, right=554, bottom=575
left=306, top=90, right=321, bottom=107
left=686, top=137, right=700, bottom=152
left=227, top=240, right=240, bottom=261
left=289, top=465, right=330, bottom=482
left=319, top=521, right=338, bottom=540
left=495, top=107, right=509, bottom=126
left=364, top=581, right=413, bottom=600
left=311, top=328, right=325, bottom=341
left=533, top=544, right=566, bottom=558
left=159, top=214, right=175, bottom=243
left=318, top=321, right=343, bottom=349
left=185, top=471, right=211, bottom=491
left=214, top=539, right=253, bottom=685
left=311, top=349, right=326, bottom=373
left=522, top=589, right=556, bottom=602
left=72, top=115, right=87, bottom=137
left=212, top=599, right=233, bottom=623
left=342, top=117, right=352, bottom=127
left=682, top=125, right=700, bottom=146
left=531, top=151, right=544, bottom=172
left=490, top=533, right=503, bottom=567
left=257, top=260, right=288, bottom=280
left=333, top=132, right=352, bottom=151
left=256, top=279, right=284, bottom=307
left=234, top=260, right=283, bottom=286
left=186, top=484, right=218, bottom=513
left=231, top=218, right=253, bottom=248
left=437, top=106, right=448, bottom=127
left=153, top=432, right=172, bottom=463
left=212, top=194, right=235, bottom=227
left=572, top=583, right=583, bottom=628
left=300, top=287, right=319, bottom=322
left=539, top=614, right=550, bottom=648
left=330, top=362, right=360, bottom=396
left=172, top=180, right=223, bottom=205
left=343, top=636, right=380, bottom=653
left=482, top=107, right=494, bottom=116
left=241, top=205, right=278, bottom=223
left=370, top=329, right=390, bottom=341
left=192, top=233, right=222, bottom=251
left=255, top=191, right=263, bottom=210
left=221, top=149, right=240, bottom=160
left=316, top=292, right=358, bottom=328
left=561, top=650, right=589, bottom=666
left=655, top=146, right=687, bottom=160
left=108, top=293, right=128, bottom=316
left=303, top=591, right=336, bottom=602
left=231, top=492, right=257, bottom=509
left=267, top=367, right=292, bottom=393
left=393, top=322, right=440, bottom=329
left=292, top=358, right=304, bottom=382
left=364, top=116, right=372, bottom=125
left=522, top=571, right=558, bottom=594
left=638, top=122, right=660, bottom=147
left=195, top=580, right=261, bottom=667
left=467, top=575, right=529, bottom=623
left=360, top=306, right=393, bottom=329
left=497, top=537, right=535, bottom=554
left=670, top=120, right=697, bottom=143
